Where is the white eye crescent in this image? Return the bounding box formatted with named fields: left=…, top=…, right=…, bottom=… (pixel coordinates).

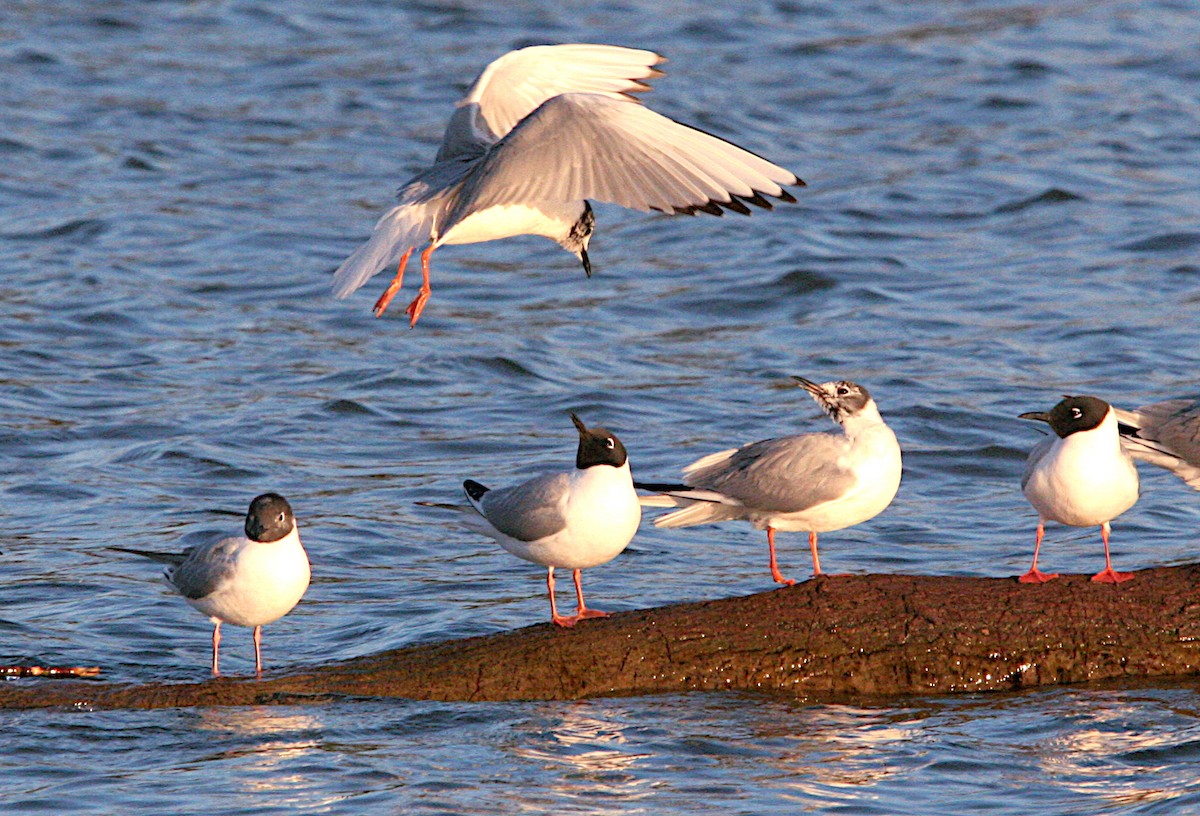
left=606, top=438, right=615, bottom=449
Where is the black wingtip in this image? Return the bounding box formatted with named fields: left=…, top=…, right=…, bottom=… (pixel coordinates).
left=741, top=192, right=773, bottom=210
left=723, top=197, right=752, bottom=216
left=463, top=480, right=490, bottom=501
left=634, top=481, right=689, bottom=492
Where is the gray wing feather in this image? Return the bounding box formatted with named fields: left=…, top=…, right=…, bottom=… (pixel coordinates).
left=479, top=473, right=570, bottom=542
left=168, top=538, right=242, bottom=600
left=1117, top=398, right=1200, bottom=488
left=446, top=93, right=798, bottom=231
left=686, top=434, right=857, bottom=513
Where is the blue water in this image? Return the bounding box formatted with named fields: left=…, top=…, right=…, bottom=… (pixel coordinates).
left=4, top=0, right=1200, bottom=812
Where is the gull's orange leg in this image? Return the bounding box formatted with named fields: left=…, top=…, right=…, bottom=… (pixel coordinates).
left=1019, top=520, right=1059, bottom=583
left=571, top=568, right=609, bottom=621
left=768, top=527, right=796, bottom=586
left=372, top=247, right=413, bottom=318
left=1091, top=521, right=1134, bottom=583
left=404, top=244, right=436, bottom=327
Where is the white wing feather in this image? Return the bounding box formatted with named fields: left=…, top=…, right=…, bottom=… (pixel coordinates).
left=439, top=44, right=665, bottom=158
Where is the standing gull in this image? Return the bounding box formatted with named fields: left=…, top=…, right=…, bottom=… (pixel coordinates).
left=636, top=378, right=902, bottom=585
left=110, top=493, right=310, bottom=675
left=420, top=413, right=641, bottom=627
left=332, top=43, right=803, bottom=326
left=1114, top=396, right=1200, bottom=489
left=1019, top=396, right=1139, bottom=584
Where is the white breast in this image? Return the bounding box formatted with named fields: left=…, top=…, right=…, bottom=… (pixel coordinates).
left=439, top=201, right=582, bottom=246
left=769, top=424, right=902, bottom=533
left=513, top=462, right=641, bottom=570
left=1023, top=426, right=1139, bottom=527
left=186, top=530, right=311, bottom=628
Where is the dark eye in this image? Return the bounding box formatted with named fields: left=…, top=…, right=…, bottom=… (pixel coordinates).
left=276, top=512, right=287, bottom=523
left=1071, top=408, right=1082, bottom=419
left=837, top=385, right=850, bottom=396
left=605, top=438, right=615, bottom=449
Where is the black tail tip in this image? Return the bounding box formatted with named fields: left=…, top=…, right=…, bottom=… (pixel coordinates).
left=463, top=480, right=490, bottom=501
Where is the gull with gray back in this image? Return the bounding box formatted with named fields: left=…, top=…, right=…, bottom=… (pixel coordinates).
left=109, top=494, right=310, bottom=675
left=419, top=413, right=641, bottom=627
left=636, top=378, right=902, bottom=585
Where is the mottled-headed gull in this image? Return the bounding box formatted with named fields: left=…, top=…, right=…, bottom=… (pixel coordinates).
left=1019, top=396, right=1139, bottom=584
left=110, top=493, right=310, bottom=675
left=421, top=413, right=640, bottom=627
left=636, top=378, right=902, bottom=585
left=1114, top=396, right=1200, bottom=489
left=332, top=43, right=803, bottom=326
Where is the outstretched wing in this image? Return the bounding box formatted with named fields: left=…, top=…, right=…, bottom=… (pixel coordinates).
left=437, top=44, right=664, bottom=161
left=448, top=92, right=800, bottom=231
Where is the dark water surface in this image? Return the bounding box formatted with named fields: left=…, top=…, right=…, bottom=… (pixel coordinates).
left=3, top=0, right=1200, bottom=812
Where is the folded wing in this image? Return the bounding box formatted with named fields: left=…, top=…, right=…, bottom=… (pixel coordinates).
left=474, top=473, right=571, bottom=542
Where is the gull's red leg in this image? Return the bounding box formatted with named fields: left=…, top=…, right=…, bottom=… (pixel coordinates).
left=768, top=527, right=796, bottom=586
left=1019, top=520, right=1059, bottom=583
left=1091, top=521, right=1134, bottom=583
left=372, top=246, right=413, bottom=318
left=211, top=621, right=222, bottom=676
left=253, top=625, right=263, bottom=676
left=809, top=531, right=822, bottom=577
left=405, top=245, right=436, bottom=327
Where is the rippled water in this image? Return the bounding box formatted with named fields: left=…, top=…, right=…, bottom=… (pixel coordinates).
left=4, top=0, right=1200, bottom=812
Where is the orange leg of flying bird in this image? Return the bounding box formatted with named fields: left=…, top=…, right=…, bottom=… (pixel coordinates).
left=1091, top=521, right=1134, bottom=584
left=211, top=621, right=222, bottom=676
left=1019, top=520, right=1059, bottom=583
left=372, top=246, right=413, bottom=318
left=404, top=244, right=436, bottom=327
left=253, top=625, right=263, bottom=675
left=767, top=527, right=796, bottom=586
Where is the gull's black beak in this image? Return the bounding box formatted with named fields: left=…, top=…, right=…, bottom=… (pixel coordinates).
left=1019, top=411, right=1051, bottom=423
left=792, top=376, right=823, bottom=397
left=580, top=248, right=592, bottom=279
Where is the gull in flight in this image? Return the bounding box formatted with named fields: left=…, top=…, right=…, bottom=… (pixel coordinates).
left=332, top=43, right=803, bottom=325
